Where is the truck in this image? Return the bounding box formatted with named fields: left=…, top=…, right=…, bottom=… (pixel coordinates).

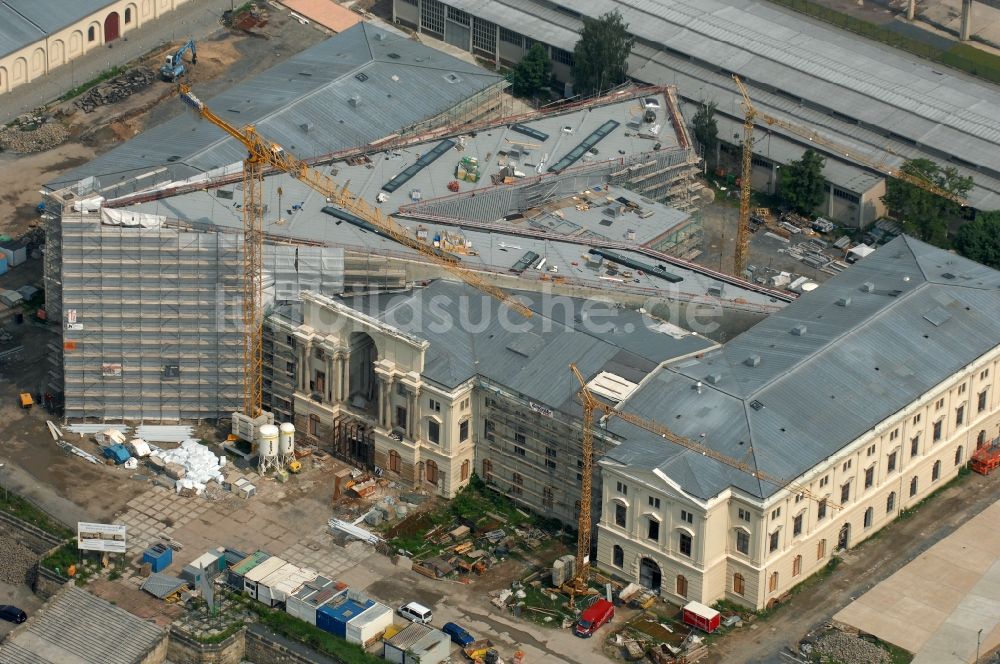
left=574, top=598, right=614, bottom=638
left=160, top=40, right=197, bottom=82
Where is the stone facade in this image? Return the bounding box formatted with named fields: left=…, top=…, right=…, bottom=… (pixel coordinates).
left=0, top=0, right=191, bottom=96
left=168, top=627, right=246, bottom=664
left=596, top=349, right=1000, bottom=610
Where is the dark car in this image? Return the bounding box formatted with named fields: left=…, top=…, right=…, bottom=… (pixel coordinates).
left=441, top=621, right=474, bottom=646
left=0, top=606, right=27, bottom=624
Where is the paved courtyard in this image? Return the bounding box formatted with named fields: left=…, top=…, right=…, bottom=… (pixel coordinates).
left=834, top=499, right=1000, bottom=664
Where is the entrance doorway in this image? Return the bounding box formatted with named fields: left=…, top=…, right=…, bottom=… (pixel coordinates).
left=837, top=522, right=851, bottom=551
left=639, top=557, right=662, bottom=594
left=104, top=12, right=120, bottom=42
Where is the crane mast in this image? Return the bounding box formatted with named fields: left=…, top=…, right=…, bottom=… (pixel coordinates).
left=733, top=75, right=755, bottom=279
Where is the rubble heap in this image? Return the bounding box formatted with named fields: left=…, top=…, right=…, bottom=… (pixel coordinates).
left=74, top=66, right=156, bottom=113
left=807, top=631, right=893, bottom=664
left=0, top=114, right=68, bottom=153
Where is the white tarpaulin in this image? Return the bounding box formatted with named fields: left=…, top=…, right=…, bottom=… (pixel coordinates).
left=72, top=196, right=105, bottom=212
left=101, top=208, right=164, bottom=228
left=152, top=439, right=224, bottom=495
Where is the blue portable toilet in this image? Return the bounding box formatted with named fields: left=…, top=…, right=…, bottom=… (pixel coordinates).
left=143, top=543, right=173, bottom=573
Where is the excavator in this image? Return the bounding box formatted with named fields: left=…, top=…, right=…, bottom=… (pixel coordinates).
left=160, top=40, right=197, bottom=82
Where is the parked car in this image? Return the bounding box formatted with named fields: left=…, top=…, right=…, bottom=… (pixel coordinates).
left=574, top=599, right=614, bottom=638
left=397, top=602, right=433, bottom=624
left=442, top=622, right=475, bottom=646
left=0, top=606, right=27, bottom=624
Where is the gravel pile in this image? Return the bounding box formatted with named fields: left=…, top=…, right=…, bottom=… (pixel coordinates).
left=810, top=630, right=892, bottom=664
left=74, top=66, right=156, bottom=113
left=0, top=116, right=68, bottom=153
left=0, top=537, right=41, bottom=585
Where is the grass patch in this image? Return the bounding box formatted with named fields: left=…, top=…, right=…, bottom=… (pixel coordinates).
left=898, top=466, right=971, bottom=521
left=59, top=66, right=127, bottom=103
left=767, top=0, right=1000, bottom=85
left=0, top=491, right=73, bottom=539
left=517, top=586, right=573, bottom=627
left=240, top=597, right=382, bottom=664
left=190, top=623, right=244, bottom=644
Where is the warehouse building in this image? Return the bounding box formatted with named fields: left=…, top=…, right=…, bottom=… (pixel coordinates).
left=392, top=0, right=1000, bottom=225
left=594, top=234, right=1000, bottom=609
left=0, top=0, right=190, bottom=96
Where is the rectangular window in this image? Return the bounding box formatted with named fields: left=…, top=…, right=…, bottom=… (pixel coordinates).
left=913, top=413, right=922, bottom=425
left=551, top=47, right=574, bottom=66
left=887, top=451, right=897, bottom=473
left=979, top=390, right=988, bottom=413
left=911, top=436, right=920, bottom=457
left=514, top=432, right=526, bottom=445
left=396, top=383, right=407, bottom=396
left=842, top=459, right=852, bottom=472
left=864, top=466, right=875, bottom=489
left=499, top=27, right=522, bottom=46
left=484, top=419, right=495, bottom=442
left=679, top=533, right=692, bottom=557
left=981, top=368, right=990, bottom=380
left=840, top=482, right=851, bottom=503
left=936, top=397, right=945, bottom=410
left=910, top=476, right=919, bottom=497
left=647, top=519, right=659, bottom=541
left=542, top=486, right=553, bottom=509
left=817, top=538, right=827, bottom=560
left=958, top=383, right=967, bottom=395
left=446, top=5, right=470, bottom=25
left=546, top=447, right=557, bottom=458
left=514, top=445, right=525, bottom=457
left=427, top=420, right=440, bottom=444
left=681, top=510, right=694, bottom=524
left=429, top=398, right=441, bottom=412
left=648, top=496, right=661, bottom=509
left=793, top=514, right=803, bottom=537
left=932, top=460, right=941, bottom=481
left=395, top=406, right=407, bottom=430
left=889, top=429, right=899, bottom=441
left=769, top=530, right=779, bottom=552
left=867, top=444, right=876, bottom=456
left=819, top=475, right=829, bottom=488
left=738, top=508, right=751, bottom=522
left=616, top=481, right=628, bottom=495
left=736, top=530, right=749, bottom=554
left=472, top=17, right=497, bottom=55
left=615, top=503, right=626, bottom=527
left=771, top=507, right=781, bottom=520
left=955, top=405, right=965, bottom=427
left=818, top=500, right=827, bottom=520
left=459, top=419, right=469, bottom=442
left=545, top=458, right=556, bottom=470
left=933, top=419, right=943, bottom=442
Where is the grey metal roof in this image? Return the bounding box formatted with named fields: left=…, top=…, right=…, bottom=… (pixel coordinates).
left=141, top=572, right=189, bottom=598
left=340, top=280, right=715, bottom=413
left=0, top=586, right=164, bottom=664
left=606, top=234, right=1000, bottom=501
left=48, top=22, right=503, bottom=192
left=0, top=0, right=111, bottom=58
left=450, top=0, right=1000, bottom=210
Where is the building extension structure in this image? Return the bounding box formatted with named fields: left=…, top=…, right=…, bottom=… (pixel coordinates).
left=594, top=234, right=1000, bottom=609
left=393, top=0, right=1000, bottom=225
left=0, top=0, right=190, bottom=96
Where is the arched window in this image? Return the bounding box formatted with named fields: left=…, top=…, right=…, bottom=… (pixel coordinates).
left=613, top=545, right=624, bottom=567
left=977, top=430, right=987, bottom=448
left=886, top=491, right=896, bottom=514
left=864, top=507, right=874, bottom=528
left=909, top=476, right=919, bottom=497
left=932, top=460, right=941, bottom=482
left=955, top=446, right=964, bottom=466
left=817, top=539, right=826, bottom=560
left=388, top=450, right=401, bottom=473
left=308, top=413, right=320, bottom=436
left=769, top=571, right=779, bottom=592
left=88, top=26, right=96, bottom=42
left=124, top=7, right=132, bottom=23
left=426, top=459, right=438, bottom=485
left=676, top=574, right=688, bottom=598
left=460, top=459, right=470, bottom=481
left=733, top=572, right=745, bottom=595
left=792, top=555, right=802, bottom=577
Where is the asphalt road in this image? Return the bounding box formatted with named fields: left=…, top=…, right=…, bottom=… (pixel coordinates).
left=0, top=0, right=234, bottom=124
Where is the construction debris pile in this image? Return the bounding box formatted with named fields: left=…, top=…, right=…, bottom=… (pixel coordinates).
left=0, top=536, right=43, bottom=585
left=0, top=113, right=68, bottom=153
left=74, top=67, right=156, bottom=113
left=802, top=630, right=893, bottom=664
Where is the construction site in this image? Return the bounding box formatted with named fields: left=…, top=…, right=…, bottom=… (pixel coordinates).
left=0, top=2, right=998, bottom=664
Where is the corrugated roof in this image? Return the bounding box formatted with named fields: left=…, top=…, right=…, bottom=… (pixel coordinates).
left=386, top=622, right=433, bottom=650
left=0, top=0, right=111, bottom=58
left=48, top=22, right=503, bottom=193
left=0, top=586, right=164, bottom=664
left=607, top=235, right=1000, bottom=500
left=140, top=573, right=188, bottom=599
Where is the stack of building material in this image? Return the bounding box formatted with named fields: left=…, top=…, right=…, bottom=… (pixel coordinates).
left=152, top=440, right=224, bottom=495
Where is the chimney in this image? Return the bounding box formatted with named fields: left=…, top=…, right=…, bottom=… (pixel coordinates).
left=745, top=355, right=761, bottom=367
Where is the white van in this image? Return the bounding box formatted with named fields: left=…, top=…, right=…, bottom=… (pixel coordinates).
left=398, top=602, right=433, bottom=624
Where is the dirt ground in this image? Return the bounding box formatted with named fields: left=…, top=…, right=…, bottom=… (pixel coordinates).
left=0, top=7, right=326, bottom=239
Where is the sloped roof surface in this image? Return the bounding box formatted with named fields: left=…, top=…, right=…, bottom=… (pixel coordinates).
left=141, top=573, right=188, bottom=598
left=0, top=586, right=164, bottom=664
left=607, top=235, right=1000, bottom=500
left=48, top=22, right=502, bottom=192
left=0, top=0, right=110, bottom=58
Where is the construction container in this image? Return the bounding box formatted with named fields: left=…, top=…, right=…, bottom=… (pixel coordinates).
left=682, top=601, right=720, bottom=633
left=346, top=601, right=393, bottom=646
left=243, top=556, right=286, bottom=602
left=0, top=239, right=27, bottom=267
left=0, top=290, right=23, bottom=307
left=226, top=550, right=267, bottom=589
left=257, top=562, right=317, bottom=607
left=189, top=548, right=227, bottom=575
left=180, top=564, right=205, bottom=588
left=0, top=256, right=7, bottom=275
left=286, top=576, right=337, bottom=625
left=317, top=592, right=374, bottom=639
left=384, top=622, right=451, bottom=664
left=143, top=543, right=173, bottom=573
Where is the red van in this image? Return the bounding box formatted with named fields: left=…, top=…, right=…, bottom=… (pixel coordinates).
left=574, top=599, right=614, bottom=638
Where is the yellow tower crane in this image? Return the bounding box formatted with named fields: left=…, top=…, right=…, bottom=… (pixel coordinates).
left=568, top=363, right=839, bottom=589
left=731, top=74, right=966, bottom=277
left=179, top=85, right=532, bottom=418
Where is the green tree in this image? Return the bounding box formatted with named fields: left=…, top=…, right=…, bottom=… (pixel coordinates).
left=954, top=212, right=1000, bottom=269
left=507, top=43, right=552, bottom=98
left=692, top=101, right=719, bottom=170
left=571, top=10, right=635, bottom=97
left=881, top=158, right=973, bottom=247
left=779, top=149, right=827, bottom=216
